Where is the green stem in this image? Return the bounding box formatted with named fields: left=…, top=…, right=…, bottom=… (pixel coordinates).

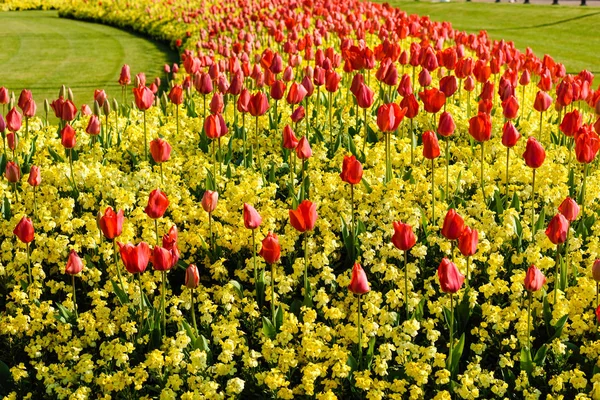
left=271, top=262, right=276, bottom=328
left=209, top=211, right=213, bottom=253
left=582, top=163, right=589, bottom=218
left=410, top=119, right=414, bottom=165
left=33, top=186, right=38, bottom=221
left=505, top=147, right=510, bottom=203
left=539, top=111, right=543, bottom=143
left=358, top=294, right=363, bottom=369
left=113, top=239, right=126, bottom=291
left=361, top=106, right=367, bottom=155
left=212, top=139, right=217, bottom=188
left=480, top=141, right=486, bottom=202
left=431, top=158, right=435, bottom=225
left=160, top=163, right=164, bottom=186
left=191, top=287, right=198, bottom=334
left=69, top=148, right=75, bottom=189
left=26, top=242, right=32, bottom=286
left=449, top=292, right=454, bottom=369
left=466, top=257, right=470, bottom=289
left=252, top=229, right=258, bottom=299
left=328, top=92, right=333, bottom=150
left=242, top=113, right=247, bottom=168
left=161, top=270, right=166, bottom=336
left=404, top=250, right=409, bottom=320
left=138, top=273, right=144, bottom=329
left=176, top=105, right=179, bottom=137
left=554, top=244, right=561, bottom=304
left=143, top=111, right=148, bottom=162
left=531, top=169, right=537, bottom=237
left=72, top=275, right=78, bottom=320
left=350, top=184, right=355, bottom=243
left=445, top=137, right=450, bottom=199
left=304, top=232, right=309, bottom=303
left=154, top=218, right=160, bottom=246
left=527, top=290, right=532, bottom=349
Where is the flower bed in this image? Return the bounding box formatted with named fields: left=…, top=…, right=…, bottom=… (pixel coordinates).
left=1, top=0, right=600, bottom=398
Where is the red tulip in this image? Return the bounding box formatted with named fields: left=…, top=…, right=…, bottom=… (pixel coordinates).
left=168, top=85, right=184, bottom=105
left=400, top=94, right=419, bottom=119
left=545, top=213, right=569, bottom=245
left=291, top=106, right=305, bottom=123
left=195, top=72, right=213, bottom=95
left=61, top=100, right=77, bottom=121
left=533, top=90, right=553, bottom=112
left=340, top=155, right=363, bottom=185
left=133, top=86, right=154, bottom=111
left=248, top=92, right=269, bottom=117
left=502, top=121, right=521, bottom=148
left=391, top=221, right=416, bottom=251
left=439, top=75, right=458, bottom=98
left=441, top=209, right=465, bottom=241
left=4, top=161, right=20, bottom=183
left=119, top=64, right=131, bottom=86
left=325, top=69, right=341, bottom=92
left=296, top=136, right=312, bottom=160
left=162, top=225, right=180, bottom=264
left=422, top=131, right=440, bottom=159
left=418, top=88, right=445, bottom=114
left=6, top=108, right=22, bottom=132
left=259, top=232, right=281, bottom=264
left=458, top=226, right=478, bottom=257
left=65, top=250, right=84, bottom=275
left=270, top=80, right=286, bottom=100
left=13, top=216, right=34, bottom=243
left=596, top=305, right=600, bottom=324
left=150, top=138, right=172, bottom=163
left=118, top=242, right=151, bottom=274
left=201, top=190, right=218, bottom=213
left=356, top=83, right=374, bottom=109
left=560, top=110, right=583, bottom=137
left=397, top=74, right=413, bottom=97
left=464, top=76, right=476, bottom=92
left=28, top=165, right=41, bottom=187
left=22, top=99, right=36, bottom=118
left=282, top=125, right=299, bottom=149
left=437, top=112, right=455, bottom=137
left=418, top=69, right=432, bottom=88
left=210, top=93, right=224, bottom=114
left=0, top=87, right=8, bottom=104
left=204, top=113, right=227, bottom=139
left=86, top=115, right=101, bottom=136
left=243, top=203, right=262, bottom=230
left=60, top=124, right=76, bottom=149
left=7, top=132, right=16, bottom=151
left=376, top=103, right=406, bottom=133
left=558, top=197, right=580, bottom=222
left=523, top=137, right=546, bottom=169
left=574, top=124, right=600, bottom=164
left=289, top=200, right=318, bottom=232
left=152, top=246, right=176, bottom=271
left=185, top=264, right=200, bottom=288
left=286, top=82, right=308, bottom=105
left=94, top=89, right=107, bottom=107
left=468, top=112, right=492, bottom=142
left=438, top=258, right=465, bottom=293
left=524, top=265, right=546, bottom=292
left=144, top=189, right=169, bottom=219
left=99, top=207, right=124, bottom=240
left=348, top=262, right=370, bottom=295
left=592, top=259, right=600, bottom=282
left=501, top=96, right=519, bottom=120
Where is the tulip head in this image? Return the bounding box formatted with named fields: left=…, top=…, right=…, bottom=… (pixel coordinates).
left=340, top=155, right=363, bottom=185
left=185, top=264, right=200, bottom=289
left=438, top=258, right=465, bottom=293
left=524, top=265, right=546, bottom=292
left=348, top=262, right=370, bottom=295
left=65, top=250, right=84, bottom=275
left=144, top=189, right=169, bottom=219
left=13, top=216, right=34, bottom=244
left=259, top=232, right=281, bottom=264
left=391, top=221, right=416, bottom=251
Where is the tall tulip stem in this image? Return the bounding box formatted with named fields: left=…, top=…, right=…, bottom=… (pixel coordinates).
left=208, top=211, right=213, bottom=253
left=431, top=158, right=435, bottom=225
left=175, top=106, right=179, bottom=137
left=404, top=251, right=409, bottom=320
left=69, top=149, right=75, bottom=190
left=385, top=132, right=392, bottom=184
left=212, top=139, right=217, bottom=188
left=480, top=142, right=486, bottom=202
left=161, top=271, right=167, bottom=336
left=26, top=242, right=32, bottom=286
left=582, top=163, right=589, bottom=217
left=539, top=111, right=543, bottom=142
left=357, top=293, right=363, bottom=369
left=527, top=290, right=532, bottom=349
left=154, top=219, right=160, bottom=246
left=466, top=257, right=470, bottom=289
left=138, top=274, right=144, bottom=328
left=362, top=106, right=368, bottom=154
left=554, top=244, right=561, bottom=304
left=448, top=292, right=454, bottom=369
left=303, top=231, right=310, bottom=305
left=72, top=275, right=78, bottom=320
left=410, top=119, right=415, bottom=165
left=350, top=184, right=355, bottom=240
left=531, top=169, right=537, bottom=237
left=113, top=239, right=125, bottom=291
left=328, top=92, right=333, bottom=150
left=191, top=287, right=198, bottom=334
left=445, top=137, right=450, bottom=199
left=33, top=186, right=38, bottom=221
left=143, top=111, right=148, bottom=162
left=271, top=262, right=276, bottom=328
left=505, top=147, right=510, bottom=202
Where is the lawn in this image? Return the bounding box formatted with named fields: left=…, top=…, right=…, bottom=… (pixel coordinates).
left=0, top=10, right=177, bottom=111
left=386, top=0, right=600, bottom=73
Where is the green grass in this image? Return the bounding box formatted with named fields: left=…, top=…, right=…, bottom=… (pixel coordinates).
left=0, top=10, right=178, bottom=112
left=386, top=0, right=600, bottom=73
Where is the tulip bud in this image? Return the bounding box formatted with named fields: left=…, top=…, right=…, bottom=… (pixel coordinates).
left=65, top=250, right=84, bottom=275
left=458, top=226, right=478, bottom=257
left=243, top=203, right=262, bottom=229
left=558, top=197, right=579, bottom=222
left=99, top=207, right=125, bottom=240
left=68, top=88, right=74, bottom=103
left=282, top=125, right=299, bottom=150
left=4, top=161, right=20, bottom=183
left=501, top=121, right=521, bottom=148
left=523, top=137, right=546, bottom=169
left=28, top=165, right=41, bottom=187
left=7, top=132, right=17, bottom=151
left=60, top=124, right=76, bottom=149
left=13, top=216, right=34, bottom=243
left=422, top=131, right=440, bottom=159
left=152, top=246, right=175, bottom=271
left=391, top=221, right=416, bottom=251
left=296, top=136, right=312, bottom=160
left=437, top=112, right=455, bottom=137
left=103, top=100, right=111, bottom=116
left=259, top=232, right=281, bottom=264
left=340, top=155, right=363, bottom=185
left=348, top=262, right=370, bottom=295
left=438, top=258, right=465, bottom=293
left=201, top=190, right=218, bottom=213
left=524, top=265, right=546, bottom=292
left=545, top=213, right=569, bottom=245
left=149, top=137, right=172, bottom=163
left=59, top=85, right=66, bottom=99
left=44, top=99, right=50, bottom=114
left=145, top=189, right=169, bottom=219
left=185, top=264, right=200, bottom=288
left=441, top=209, right=465, bottom=241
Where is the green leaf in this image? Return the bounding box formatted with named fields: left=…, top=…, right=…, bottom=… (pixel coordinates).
left=346, top=354, right=358, bottom=374
left=262, top=316, right=276, bottom=339
left=55, top=303, right=74, bottom=324
left=533, top=344, right=547, bottom=366
left=275, top=306, right=284, bottom=330
left=520, top=347, right=533, bottom=375
left=366, top=336, right=377, bottom=369
left=302, top=279, right=314, bottom=308
left=229, top=280, right=244, bottom=298
left=411, top=297, right=426, bottom=321
left=48, top=146, right=65, bottom=163
left=442, top=306, right=452, bottom=332
left=535, top=207, right=546, bottom=232
left=548, top=314, right=568, bottom=342
left=449, top=333, right=465, bottom=376
left=180, top=319, right=197, bottom=344
left=1, top=196, right=11, bottom=221
left=256, top=269, right=266, bottom=308
left=361, top=178, right=373, bottom=194
left=543, top=295, right=552, bottom=335
left=510, top=192, right=521, bottom=211
left=111, top=280, right=130, bottom=305
left=0, top=359, right=11, bottom=387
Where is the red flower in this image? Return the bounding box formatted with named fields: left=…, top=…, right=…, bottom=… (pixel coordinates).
left=441, top=209, right=464, bottom=241
left=119, top=64, right=131, bottom=86
left=168, top=85, right=184, bottom=106
left=13, top=216, right=34, bottom=244
left=61, top=124, right=76, bottom=149
left=65, top=250, right=84, bottom=275
left=468, top=112, right=492, bottom=142
left=400, top=93, right=419, bottom=119
left=6, top=108, right=22, bottom=132
left=86, top=115, right=101, bottom=136
left=28, top=165, right=41, bottom=187
left=150, top=138, right=172, bottom=163
left=289, top=200, right=318, bottom=233
left=356, top=83, right=375, bottom=109
left=574, top=124, right=600, bottom=164
left=418, top=88, right=445, bottom=114
left=98, top=207, right=124, bottom=240
left=144, top=189, right=169, bottom=219
left=286, top=82, right=308, bottom=105
left=348, top=262, right=370, bottom=295
left=282, top=125, right=299, bottom=150
left=259, top=232, right=281, bottom=264
left=524, top=265, right=546, bottom=292
left=376, top=103, right=406, bottom=133
left=248, top=92, right=269, bottom=117
left=243, top=203, right=262, bottom=230
left=391, top=221, right=416, bottom=251
left=558, top=197, right=580, bottom=222
left=437, top=112, right=455, bottom=137
left=533, top=90, right=552, bottom=112
left=296, top=136, right=312, bottom=160
left=422, top=131, right=440, bottom=159
left=559, top=110, right=582, bottom=137
left=545, top=213, right=569, bottom=245
left=340, top=155, right=363, bottom=185
left=501, top=122, right=521, bottom=148
left=152, top=246, right=176, bottom=271
left=118, top=242, right=151, bottom=274
left=133, top=86, right=154, bottom=111
left=501, top=96, right=519, bottom=120
left=523, top=137, right=546, bottom=169
left=4, top=161, right=20, bottom=183
left=458, top=226, right=478, bottom=257
left=185, top=264, right=200, bottom=288
left=438, top=258, right=465, bottom=293
left=204, top=113, right=227, bottom=139
left=201, top=190, right=218, bottom=213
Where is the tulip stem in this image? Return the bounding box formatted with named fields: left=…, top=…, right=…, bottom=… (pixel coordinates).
left=305, top=97, right=310, bottom=142
left=410, top=119, right=414, bottom=165
left=539, top=111, right=543, bottom=142
left=176, top=105, right=179, bottom=137
left=304, top=231, right=310, bottom=305
left=431, top=158, right=435, bottom=225
left=143, top=111, right=148, bottom=162
left=113, top=240, right=126, bottom=292
left=252, top=229, right=258, bottom=300
left=26, top=242, right=32, bottom=286
left=581, top=163, right=589, bottom=218
left=191, top=287, right=198, bottom=334
left=404, top=250, right=409, bottom=320
left=357, top=293, right=363, bottom=370
left=72, top=275, right=78, bottom=320
left=161, top=270, right=166, bottom=337
left=13, top=183, right=18, bottom=202
left=159, top=163, right=164, bottom=186
left=505, top=147, right=510, bottom=204
left=531, top=169, right=537, bottom=237
left=480, top=141, right=486, bottom=203
left=138, top=273, right=144, bottom=329
left=242, top=113, right=247, bottom=168
left=33, top=186, right=38, bottom=221
left=69, top=148, right=76, bottom=190
left=448, top=292, right=454, bottom=370
left=466, top=257, right=470, bottom=289
left=362, top=106, right=368, bottom=155
left=445, top=137, right=450, bottom=199
left=328, top=92, right=333, bottom=151
left=212, top=139, right=217, bottom=188
left=218, top=137, right=222, bottom=177
left=271, top=261, right=276, bottom=328
left=527, top=290, right=532, bottom=349
left=596, top=282, right=599, bottom=334
left=350, top=184, right=355, bottom=245
left=385, top=132, right=392, bottom=184
left=208, top=211, right=213, bottom=253
left=154, top=219, right=160, bottom=246
left=554, top=243, right=561, bottom=304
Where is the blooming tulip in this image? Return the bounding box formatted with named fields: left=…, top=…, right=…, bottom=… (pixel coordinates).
left=118, top=242, right=151, bottom=274
left=438, top=258, right=465, bottom=294
left=202, top=190, right=218, bottom=213
left=523, top=137, right=546, bottom=169
left=65, top=250, right=83, bottom=275
left=14, top=216, right=34, bottom=244
left=145, top=189, right=169, bottom=219
left=524, top=265, right=546, bottom=292
left=289, top=200, right=318, bottom=233
left=441, top=209, right=464, bottom=241
left=348, top=262, right=370, bottom=295
left=340, top=155, right=363, bottom=185
left=99, top=207, right=124, bottom=240
left=422, top=131, right=440, bottom=159
left=243, top=203, right=262, bottom=230
left=259, top=232, right=281, bottom=265
left=558, top=197, right=579, bottom=222
left=4, top=161, right=20, bottom=183
left=546, top=213, right=568, bottom=245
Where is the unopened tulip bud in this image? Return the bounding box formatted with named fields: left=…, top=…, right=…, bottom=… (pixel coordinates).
left=67, top=88, right=74, bottom=102
left=185, top=264, right=200, bottom=288
left=44, top=99, right=50, bottom=114
left=103, top=100, right=111, bottom=116
left=59, top=85, right=66, bottom=99
left=93, top=100, right=101, bottom=117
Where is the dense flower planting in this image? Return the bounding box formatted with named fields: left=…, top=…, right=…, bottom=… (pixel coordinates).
left=2, top=0, right=600, bottom=398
